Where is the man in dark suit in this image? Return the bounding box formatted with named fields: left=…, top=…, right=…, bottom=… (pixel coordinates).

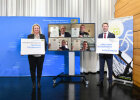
left=59, top=25, right=71, bottom=37
left=79, top=24, right=89, bottom=37
left=58, top=40, right=69, bottom=51
left=97, top=23, right=115, bottom=88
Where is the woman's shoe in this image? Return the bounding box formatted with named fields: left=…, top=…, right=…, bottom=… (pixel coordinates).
left=38, top=82, right=41, bottom=88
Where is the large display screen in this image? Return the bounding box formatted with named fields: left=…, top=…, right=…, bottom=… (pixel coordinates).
left=48, top=23, right=95, bottom=51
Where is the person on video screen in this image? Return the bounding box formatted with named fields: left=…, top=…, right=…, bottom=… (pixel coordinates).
left=80, top=41, right=90, bottom=51
left=79, top=24, right=89, bottom=37
left=59, top=25, right=71, bottom=37
left=58, top=40, right=69, bottom=51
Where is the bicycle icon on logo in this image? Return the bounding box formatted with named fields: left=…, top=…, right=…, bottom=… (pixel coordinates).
left=119, top=30, right=133, bottom=53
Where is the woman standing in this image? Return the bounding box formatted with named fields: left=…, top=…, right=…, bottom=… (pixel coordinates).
left=28, top=24, right=47, bottom=88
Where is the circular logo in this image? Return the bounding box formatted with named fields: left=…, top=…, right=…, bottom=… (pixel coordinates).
left=109, top=20, right=124, bottom=38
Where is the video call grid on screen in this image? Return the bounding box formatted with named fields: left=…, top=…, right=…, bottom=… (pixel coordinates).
left=48, top=23, right=95, bottom=51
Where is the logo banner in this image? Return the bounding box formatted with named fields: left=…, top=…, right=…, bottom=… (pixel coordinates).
left=109, top=16, right=133, bottom=81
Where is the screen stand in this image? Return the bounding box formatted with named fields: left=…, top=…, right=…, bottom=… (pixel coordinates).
left=69, top=52, right=75, bottom=75
left=53, top=52, right=89, bottom=87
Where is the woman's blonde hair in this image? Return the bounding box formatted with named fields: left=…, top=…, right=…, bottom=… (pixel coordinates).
left=31, top=24, right=42, bottom=34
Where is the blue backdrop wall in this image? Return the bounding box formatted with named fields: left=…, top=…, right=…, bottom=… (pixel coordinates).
left=0, top=16, right=80, bottom=76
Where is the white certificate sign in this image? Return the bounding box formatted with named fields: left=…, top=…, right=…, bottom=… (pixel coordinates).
left=71, top=28, right=80, bottom=37
left=49, top=38, right=59, bottom=50
left=50, top=27, right=59, bottom=37
left=96, top=38, right=119, bottom=54
left=73, top=40, right=81, bottom=50
left=21, top=39, right=45, bottom=55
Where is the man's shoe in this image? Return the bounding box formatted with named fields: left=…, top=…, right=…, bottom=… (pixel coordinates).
left=97, top=81, right=103, bottom=87
left=109, top=83, right=112, bottom=88
left=32, top=82, right=36, bottom=88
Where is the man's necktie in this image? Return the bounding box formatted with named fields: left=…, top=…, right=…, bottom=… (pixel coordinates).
left=104, top=33, right=106, bottom=38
